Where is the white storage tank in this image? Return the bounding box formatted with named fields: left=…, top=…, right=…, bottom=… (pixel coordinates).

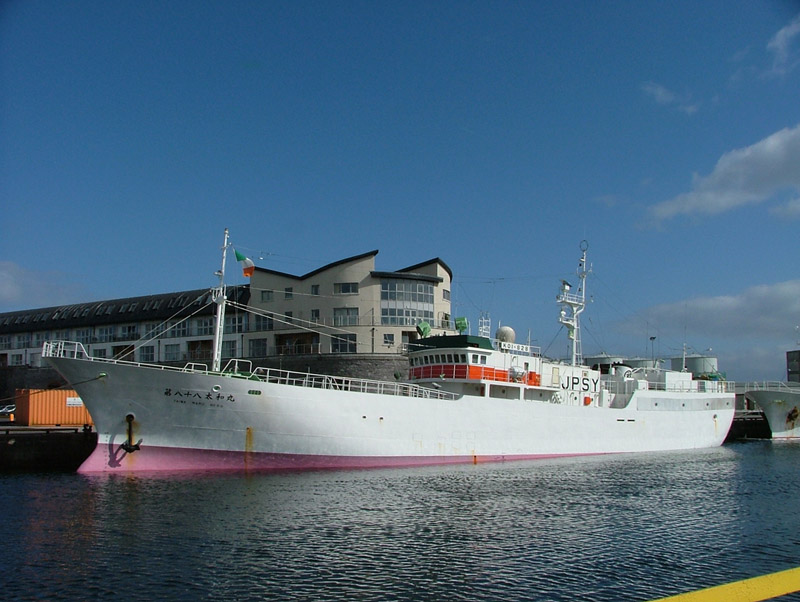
left=625, top=357, right=660, bottom=369
left=670, top=355, right=718, bottom=375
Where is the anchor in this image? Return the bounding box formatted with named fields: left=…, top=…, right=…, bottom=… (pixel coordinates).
left=120, top=413, right=141, bottom=453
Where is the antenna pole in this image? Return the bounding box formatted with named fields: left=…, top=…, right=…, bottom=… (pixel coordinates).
left=211, top=228, right=229, bottom=372
left=557, top=241, right=590, bottom=366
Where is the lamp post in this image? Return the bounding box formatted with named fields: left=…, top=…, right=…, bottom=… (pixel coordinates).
left=650, top=336, right=656, bottom=366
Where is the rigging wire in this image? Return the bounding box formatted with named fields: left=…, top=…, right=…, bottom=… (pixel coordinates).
left=0, top=373, right=109, bottom=407
left=123, top=293, right=211, bottom=358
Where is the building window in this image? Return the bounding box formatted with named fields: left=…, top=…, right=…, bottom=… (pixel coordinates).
left=332, top=334, right=357, bottom=353
left=380, top=279, right=435, bottom=326
left=143, top=323, right=164, bottom=338
left=93, top=349, right=107, bottom=359
left=384, top=333, right=395, bottom=346
left=196, top=318, right=214, bottom=336
left=443, top=289, right=451, bottom=301
left=311, top=284, right=320, bottom=296
left=139, top=346, right=155, bottom=362
left=249, top=338, right=269, bottom=357
left=221, top=340, right=236, bottom=359
left=334, top=282, right=358, bottom=295
left=164, top=344, right=180, bottom=361
left=34, top=333, right=48, bottom=347
left=170, top=321, right=188, bottom=338
left=11, top=353, right=23, bottom=366
left=310, top=309, right=320, bottom=323
left=253, top=315, right=273, bottom=331
left=75, top=329, right=92, bottom=344
left=333, top=307, right=359, bottom=326
left=121, top=325, right=138, bottom=340
left=225, top=314, right=246, bottom=333
left=0, top=336, right=10, bottom=350
left=97, top=327, right=114, bottom=342
left=284, top=311, right=293, bottom=325
left=285, top=287, right=293, bottom=300
left=16, top=335, right=31, bottom=349
left=261, top=290, right=273, bottom=302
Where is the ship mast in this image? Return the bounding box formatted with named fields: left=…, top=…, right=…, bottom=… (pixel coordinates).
left=557, top=240, right=590, bottom=366
left=211, top=228, right=230, bottom=372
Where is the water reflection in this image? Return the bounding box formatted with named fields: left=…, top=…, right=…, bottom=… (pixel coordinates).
left=2, top=443, right=800, bottom=601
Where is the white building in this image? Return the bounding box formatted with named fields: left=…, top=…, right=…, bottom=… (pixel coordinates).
left=0, top=250, right=455, bottom=369
left=244, top=250, right=454, bottom=357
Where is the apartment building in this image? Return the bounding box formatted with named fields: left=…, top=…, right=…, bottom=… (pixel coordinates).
left=245, top=250, right=454, bottom=357
left=0, top=287, right=251, bottom=368
left=0, top=250, right=455, bottom=369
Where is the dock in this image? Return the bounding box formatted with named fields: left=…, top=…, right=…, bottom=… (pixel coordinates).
left=0, top=423, right=97, bottom=472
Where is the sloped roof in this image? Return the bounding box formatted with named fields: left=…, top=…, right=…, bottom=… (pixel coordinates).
left=252, top=250, right=379, bottom=281
left=0, top=286, right=250, bottom=334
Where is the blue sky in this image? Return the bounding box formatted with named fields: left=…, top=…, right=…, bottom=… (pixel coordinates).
left=1, top=1, right=799, bottom=380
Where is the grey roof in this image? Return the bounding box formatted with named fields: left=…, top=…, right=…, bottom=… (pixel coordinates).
left=0, top=286, right=250, bottom=334
left=252, top=250, right=380, bottom=280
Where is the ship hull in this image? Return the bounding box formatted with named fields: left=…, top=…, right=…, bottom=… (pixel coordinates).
left=48, top=356, right=735, bottom=474
left=745, top=388, right=800, bottom=439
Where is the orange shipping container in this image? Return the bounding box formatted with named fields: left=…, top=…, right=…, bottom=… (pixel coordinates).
left=14, top=389, right=94, bottom=427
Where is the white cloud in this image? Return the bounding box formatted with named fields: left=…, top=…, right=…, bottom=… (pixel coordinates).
left=767, top=13, right=800, bottom=75
left=0, top=261, right=86, bottom=312
left=641, top=81, right=699, bottom=115
left=769, top=197, right=800, bottom=218
left=641, top=81, right=675, bottom=105
left=650, top=123, right=800, bottom=219
left=604, top=280, right=800, bottom=379
left=718, top=344, right=789, bottom=382
left=636, top=280, right=800, bottom=341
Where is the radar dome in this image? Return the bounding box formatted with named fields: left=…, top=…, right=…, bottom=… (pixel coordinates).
left=496, top=326, right=516, bottom=343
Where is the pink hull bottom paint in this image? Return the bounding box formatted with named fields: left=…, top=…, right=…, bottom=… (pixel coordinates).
left=77, top=442, right=589, bottom=474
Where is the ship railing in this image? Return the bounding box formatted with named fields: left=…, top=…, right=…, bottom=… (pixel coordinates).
left=42, top=340, right=459, bottom=399
left=600, top=378, right=736, bottom=395
left=42, top=340, right=92, bottom=360
left=222, top=358, right=254, bottom=374
left=43, top=340, right=206, bottom=373
left=183, top=362, right=209, bottom=372
left=251, top=366, right=459, bottom=400
left=744, top=381, right=800, bottom=393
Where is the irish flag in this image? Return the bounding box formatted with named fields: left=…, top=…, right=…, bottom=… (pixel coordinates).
left=234, top=249, right=255, bottom=277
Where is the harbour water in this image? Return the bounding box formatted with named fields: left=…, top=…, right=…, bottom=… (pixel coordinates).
left=2, top=441, right=799, bottom=601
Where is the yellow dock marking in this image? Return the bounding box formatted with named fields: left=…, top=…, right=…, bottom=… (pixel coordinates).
left=649, top=566, right=800, bottom=602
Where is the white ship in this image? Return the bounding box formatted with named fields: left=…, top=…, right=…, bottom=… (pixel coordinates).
left=44, top=233, right=736, bottom=473
left=745, top=382, right=800, bottom=439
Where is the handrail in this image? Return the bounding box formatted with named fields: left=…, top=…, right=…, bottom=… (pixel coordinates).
left=744, top=381, right=800, bottom=393
left=43, top=340, right=458, bottom=401
left=600, top=378, right=735, bottom=394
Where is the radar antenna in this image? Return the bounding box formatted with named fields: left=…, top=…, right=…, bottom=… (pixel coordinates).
left=557, top=241, right=590, bottom=366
